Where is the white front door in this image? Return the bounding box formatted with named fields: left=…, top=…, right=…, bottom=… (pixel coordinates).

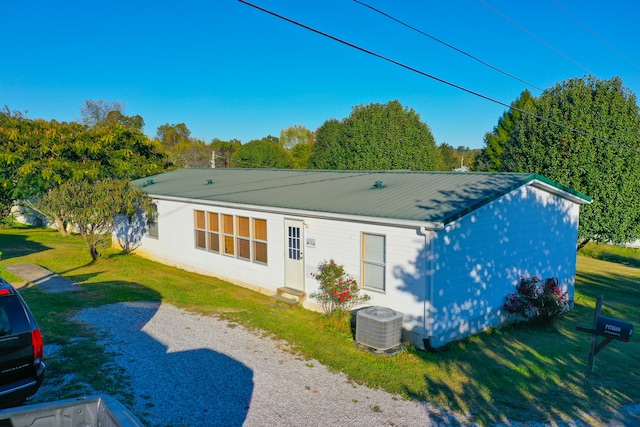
left=284, top=219, right=305, bottom=291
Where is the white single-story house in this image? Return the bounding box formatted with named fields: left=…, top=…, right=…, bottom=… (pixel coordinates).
left=116, top=168, right=591, bottom=349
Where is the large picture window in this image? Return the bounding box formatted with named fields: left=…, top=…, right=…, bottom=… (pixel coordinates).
left=362, top=233, right=385, bottom=291
left=194, top=210, right=267, bottom=264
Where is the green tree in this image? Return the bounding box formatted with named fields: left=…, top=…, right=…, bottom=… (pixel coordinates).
left=156, top=123, right=211, bottom=168
left=38, top=179, right=152, bottom=261
left=474, top=89, right=536, bottom=171
left=81, top=99, right=125, bottom=128
left=210, top=138, right=241, bottom=168
left=290, top=141, right=313, bottom=169
left=0, top=106, right=166, bottom=231
left=309, top=100, right=440, bottom=170
left=231, top=136, right=292, bottom=168
left=436, top=143, right=459, bottom=171
left=156, top=123, right=191, bottom=148
left=280, top=125, right=313, bottom=149
left=501, top=76, right=640, bottom=249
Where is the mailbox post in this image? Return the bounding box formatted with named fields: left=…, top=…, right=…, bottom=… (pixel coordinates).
left=576, top=296, right=633, bottom=371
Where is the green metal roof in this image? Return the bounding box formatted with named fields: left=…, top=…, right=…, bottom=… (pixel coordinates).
left=132, top=169, right=591, bottom=226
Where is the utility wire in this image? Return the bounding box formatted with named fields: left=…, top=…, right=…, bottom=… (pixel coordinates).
left=353, top=0, right=544, bottom=92
left=478, top=0, right=596, bottom=77
left=551, top=0, right=640, bottom=72
left=238, top=0, right=638, bottom=153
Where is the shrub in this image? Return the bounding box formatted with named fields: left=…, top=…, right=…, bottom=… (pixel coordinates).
left=504, top=276, right=571, bottom=324
left=309, top=259, right=370, bottom=317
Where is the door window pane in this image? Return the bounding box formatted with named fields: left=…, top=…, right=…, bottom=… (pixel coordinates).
left=288, top=226, right=301, bottom=260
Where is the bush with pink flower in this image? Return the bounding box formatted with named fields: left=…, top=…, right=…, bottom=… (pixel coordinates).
left=309, top=259, right=370, bottom=316
left=504, top=276, right=571, bottom=324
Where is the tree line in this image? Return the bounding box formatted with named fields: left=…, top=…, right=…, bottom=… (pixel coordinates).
left=2, top=74, right=640, bottom=257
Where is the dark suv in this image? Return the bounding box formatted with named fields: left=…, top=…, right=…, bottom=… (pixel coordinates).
left=0, top=279, right=45, bottom=408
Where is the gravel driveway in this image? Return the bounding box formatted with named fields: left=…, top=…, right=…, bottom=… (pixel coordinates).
left=72, top=301, right=472, bottom=427
left=71, top=302, right=639, bottom=427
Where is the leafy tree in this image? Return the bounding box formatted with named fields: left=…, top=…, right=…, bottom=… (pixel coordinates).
left=436, top=143, right=459, bottom=171
left=280, top=125, right=313, bottom=149
left=0, top=106, right=167, bottom=231
left=231, top=136, right=292, bottom=168
left=38, top=179, right=152, bottom=261
left=81, top=100, right=125, bottom=128
left=308, top=119, right=344, bottom=169
left=210, top=138, right=241, bottom=168
left=309, top=100, right=440, bottom=170
left=156, top=123, right=211, bottom=168
left=474, top=89, right=536, bottom=171
left=501, top=76, right=640, bottom=249
left=156, top=123, right=191, bottom=148
left=290, top=141, right=313, bottom=169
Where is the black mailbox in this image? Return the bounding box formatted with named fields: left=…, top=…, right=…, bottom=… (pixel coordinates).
left=596, top=316, right=633, bottom=342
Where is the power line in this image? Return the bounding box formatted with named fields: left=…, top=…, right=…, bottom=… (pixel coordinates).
left=353, top=0, right=545, bottom=92
left=478, top=0, right=596, bottom=77
left=238, top=0, right=639, bottom=154
left=551, top=0, right=640, bottom=72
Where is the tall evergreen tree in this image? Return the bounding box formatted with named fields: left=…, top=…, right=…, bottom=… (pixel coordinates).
left=501, top=76, right=640, bottom=248
left=309, top=100, right=440, bottom=171
left=474, top=89, right=536, bottom=171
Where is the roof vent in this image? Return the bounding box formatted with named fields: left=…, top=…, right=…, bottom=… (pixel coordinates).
left=144, top=179, right=154, bottom=187
left=373, top=181, right=383, bottom=189
left=206, top=179, right=213, bottom=185
left=356, top=306, right=403, bottom=351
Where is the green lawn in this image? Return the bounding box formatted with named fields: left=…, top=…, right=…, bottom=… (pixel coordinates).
left=0, top=228, right=638, bottom=425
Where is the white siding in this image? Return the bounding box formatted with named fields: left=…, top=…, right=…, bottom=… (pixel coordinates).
left=428, top=185, right=580, bottom=347
left=300, top=218, right=429, bottom=343
left=135, top=199, right=286, bottom=294
left=119, top=181, right=583, bottom=350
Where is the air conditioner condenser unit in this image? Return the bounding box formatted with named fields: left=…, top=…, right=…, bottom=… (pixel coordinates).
left=355, top=306, right=404, bottom=351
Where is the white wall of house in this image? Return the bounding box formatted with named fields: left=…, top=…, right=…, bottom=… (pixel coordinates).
left=131, top=198, right=432, bottom=347
left=428, top=184, right=580, bottom=347
left=127, top=182, right=582, bottom=350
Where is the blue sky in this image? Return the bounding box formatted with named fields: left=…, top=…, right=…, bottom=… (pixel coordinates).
left=2, top=1, right=639, bottom=149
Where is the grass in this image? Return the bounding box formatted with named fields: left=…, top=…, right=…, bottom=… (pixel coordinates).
left=1, top=229, right=638, bottom=425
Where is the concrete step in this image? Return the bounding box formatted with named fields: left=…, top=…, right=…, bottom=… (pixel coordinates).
left=277, top=287, right=306, bottom=303
left=270, top=287, right=306, bottom=308
left=271, top=294, right=300, bottom=308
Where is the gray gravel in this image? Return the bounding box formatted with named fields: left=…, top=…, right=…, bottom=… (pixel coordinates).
left=72, top=301, right=470, bottom=426
left=71, top=302, right=639, bottom=427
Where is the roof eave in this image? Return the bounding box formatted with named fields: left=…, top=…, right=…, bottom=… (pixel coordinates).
left=150, top=194, right=445, bottom=230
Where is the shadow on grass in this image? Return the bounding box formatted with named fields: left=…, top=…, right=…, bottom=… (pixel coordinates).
left=398, top=269, right=640, bottom=426
left=0, top=231, right=51, bottom=260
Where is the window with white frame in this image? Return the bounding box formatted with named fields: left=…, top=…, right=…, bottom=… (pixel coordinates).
left=361, top=233, right=385, bottom=291
left=147, top=203, right=159, bottom=238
